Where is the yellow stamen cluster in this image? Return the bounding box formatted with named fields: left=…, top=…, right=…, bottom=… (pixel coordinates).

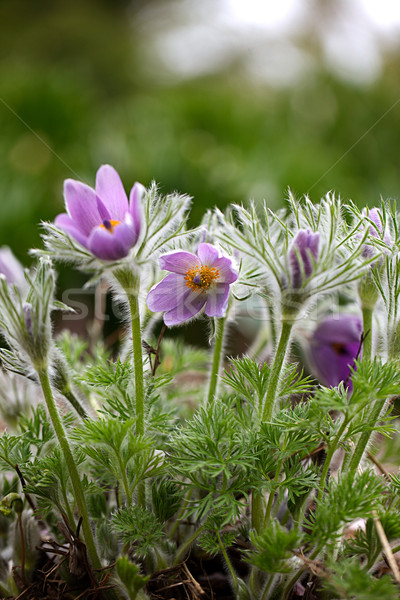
left=184, top=265, right=220, bottom=293
left=100, top=219, right=120, bottom=234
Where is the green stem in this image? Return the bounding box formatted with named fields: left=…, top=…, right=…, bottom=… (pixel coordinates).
left=280, top=547, right=320, bottom=600
left=362, top=306, right=373, bottom=362
left=37, top=369, right=101, bottom=570
left=116, top=269, right=146, bottom=509
left=126, top=285, right=145, bottom=437
left=63, top=388, right=89, bottom=420
left=317, top=419, right=348, bottom=502
left=217, top=528, right=238, bottom=594
left=347, top=399, right=386, bottom=478
left=173, top=524, right=205, bottom=565
left=116, top=453, right=131, bottom=506
left=169, top=489, right=193, bottom=540
left=207, top=317, right=226, bottom=405
left=17, top=512, right=26, bottom=586
left=251, top=492, right=264, bottom=533
left=264, top=459, right=283, bottom=527
left=262, top=320, right=293, bottom=422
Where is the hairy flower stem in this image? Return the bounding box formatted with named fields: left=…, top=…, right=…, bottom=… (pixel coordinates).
left=173, top=524, right=206, bottom=565
left=264, top=458, right=283, bottom=528
left=63, top=388, right=89, bottom=420
left=17, top=511, right=26, bottom=586
left=362, top=306, right=373, bottom=362
left=262, top=320, right=293, bottom=422
left=217, top=528, right=238, bottom=594
left=317, top=418, right=348, bottom=502
left=251, top=492, right=264, bottom=533
left=37, top=369, right=102, bottom=570
left=207, top=317, right=226, bottom=405
left=347, top=398, right=386, bottom=478
left=115, top=268, right=146, bottom=509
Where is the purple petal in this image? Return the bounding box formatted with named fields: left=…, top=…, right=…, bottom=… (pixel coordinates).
left=88, top=223, right=137, bottom=260
left=64, top=179, right=100, bottom=236
left=197, top=243, right=219, bottom=266
left=309, top=340, right=361, bottom=389
left=95, top=165, right=129, bottom=221
left=55, top=213, right=89, bottom=248
left=313, top=314, right=363, bottom=345
left=129, top=182, right=145, bottom=242
left=96, top=196, right=112, bottom=222
left=146, top=273, right=187, bottom=312
left=212, top=257, right=238, bottom=284
left=0, top=247, right=25, bottom=288
left=159, top=251, right=200, bottom=274
left=205, top=283, right=230, bottom=317
left=289, top=230, right=320, bottom=288
left=308, top=313, right=363, bottom=389
left=164, top=290, right=206, bottom=326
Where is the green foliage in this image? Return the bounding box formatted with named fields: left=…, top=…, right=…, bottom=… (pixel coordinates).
left=322, top=559, right=399, bottom=600
left=151, top=478, right=184, bottom=523
left=344, top=512, right=400, bottom=569
left=169, top=399, right=255, bottom=523
left=115, top=556, right=150, bottom=600
left=246, top=523, right=302, bottom=573
left=306, top=470, right=386, bottom=552
left=111, top=505, right=164, bottom=557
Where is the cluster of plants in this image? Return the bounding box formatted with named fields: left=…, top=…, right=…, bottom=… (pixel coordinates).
left=0, top=165, right=399, bottom=599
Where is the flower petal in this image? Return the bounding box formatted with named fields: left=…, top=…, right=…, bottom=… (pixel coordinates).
left=197, top=243, right=219, bottom=266
left=129, top=182, right=145, bottom=242
left=314, top=314, right=362, bottom=345
left=164, top=290, right=206, bottom=326
left=0, top=247, right=25, bottom=288
left=146, top=273, right=187, bottom=312
left=204, top=283, right=230, bottom=317
left=95, top=165, right=129, bottom=221
left=64, top=179, right=100, bottom=236
left=309, top=340, right=360, bottom=389
left=159, top=250, right=200, bottom=274
left=211, top=257, right=238, bottom=284
left=55, top=213, right=89, bottom=248
left=88, top=222, right=137, bottom=260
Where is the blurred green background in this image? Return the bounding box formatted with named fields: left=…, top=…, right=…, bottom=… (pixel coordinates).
left=1, top=0, right=400, bottom=268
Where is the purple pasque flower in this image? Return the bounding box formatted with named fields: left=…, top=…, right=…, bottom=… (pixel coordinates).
left=0, top=247, right=26, bottom=290
left=55, top=165, right=144, bottom=261
left=308, top=314, right=363, bottom=390
left=360, top=207, right=392, bottom=259
left=146, top=243, right=238, bottom=326
left=289, top=229, right=320, bottom=289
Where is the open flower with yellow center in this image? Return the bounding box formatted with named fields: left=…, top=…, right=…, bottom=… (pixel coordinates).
left=55, top=165, right=144, bottom=261
left=146, top=243, right=238, bottom=326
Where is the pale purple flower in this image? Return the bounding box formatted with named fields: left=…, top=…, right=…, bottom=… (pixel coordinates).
left=146, top=243, right=238, bottom=326
left=360, top=208, right=392, bottom=259
left=55, top=165, right=144, bottom=261
left=0, top=247, right=26, bottom=290
left=308, top=314, right=363, bottom=390
left=289, top=230, right=320, bottom=289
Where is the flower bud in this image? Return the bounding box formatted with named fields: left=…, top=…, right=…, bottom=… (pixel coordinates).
left=360, top=207, right=391, bottom=259
left=289, top=229, right=319, bottom=289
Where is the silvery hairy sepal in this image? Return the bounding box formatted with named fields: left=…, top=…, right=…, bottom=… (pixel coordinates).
left=217, top=194, right=376, bottom=320
left=0, top=258, right=56, bottom=372
left=357, top=207, right=393, bottom=309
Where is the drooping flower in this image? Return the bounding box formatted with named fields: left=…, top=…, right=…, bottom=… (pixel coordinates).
left=0, top=247, right=26, bottom=290
left=308, top=314, right=363, bottom=389
left=55, top=165, right=144, bottom=261
left=146, top=243, right=238, bottom=326
left=288, top=229, right=320, bottom=289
